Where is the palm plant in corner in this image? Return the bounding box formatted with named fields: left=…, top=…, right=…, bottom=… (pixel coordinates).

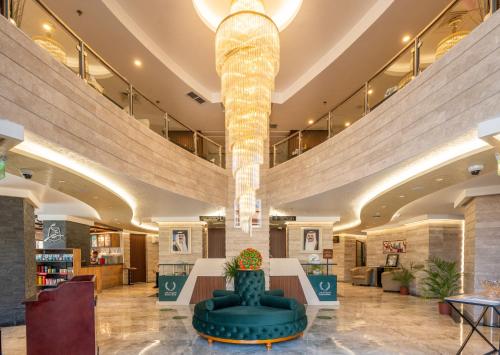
left=392, top=262, right=424, bottom=295
left=422, top=257, right=461, bottom=315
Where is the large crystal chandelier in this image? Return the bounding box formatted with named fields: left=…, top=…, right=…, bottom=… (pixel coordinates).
left=216, top=0, right=279, bottom=234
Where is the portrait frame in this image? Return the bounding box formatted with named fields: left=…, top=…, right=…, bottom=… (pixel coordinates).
left=171, top=228, right=191, bottom=254
left=385, top=253, right=399, bottom=267
left=301, top=227, right=322, bottom=253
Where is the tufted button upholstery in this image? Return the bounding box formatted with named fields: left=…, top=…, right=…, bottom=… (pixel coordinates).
left=235, top=270, right=265, bottom=306
left=193, top=269, right=308, bottom=341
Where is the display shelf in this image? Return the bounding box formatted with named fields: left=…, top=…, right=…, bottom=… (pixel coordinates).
left=35, top=249, right=81, bottom=289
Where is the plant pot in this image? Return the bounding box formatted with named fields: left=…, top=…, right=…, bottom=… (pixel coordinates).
left=438, top=302, right=451, bottom=315
left=399, top=286, right=409, bottom=295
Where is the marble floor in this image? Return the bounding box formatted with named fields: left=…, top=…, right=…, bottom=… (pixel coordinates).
left=1, top=283, right=499, bottom=354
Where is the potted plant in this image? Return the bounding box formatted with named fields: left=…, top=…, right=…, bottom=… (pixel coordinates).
left=392, top=262, right=424, bottom=295
left=238, top=248, right=263, bottom=270
left=310, top=264, right=322, bottom=275
left=422, top=257, right=461, bottom=315
left=223, top=256, right=240, bottom=286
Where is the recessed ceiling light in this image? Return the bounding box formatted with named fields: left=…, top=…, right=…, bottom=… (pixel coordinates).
left=42, top=23, right=53, bottom=32
left=381, top=205, right=387, bottom=209
left=308, top=119, right=314, bottom=125
left=402, top=35, right=411, bottom=43
left=345, top=122, right=351, bottom=127
left=411, top=186, right=424, bottom=191
left=399, top=195, right=406, bottom=198
left=133, top=59, right=142, bottom=67
left=367, top=89, right=373, bottom=95
left=435, top=177, right=444, bottom=182
left=93, top=196, right=99, bottom=200
left=58, top=180, right=65, bottom=183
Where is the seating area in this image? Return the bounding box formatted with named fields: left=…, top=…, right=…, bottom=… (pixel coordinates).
left=350, top=267, right=373, bottom=286
left=192, top=269, right=307, bottom=350
left=381, top=270, right=401, bottom=292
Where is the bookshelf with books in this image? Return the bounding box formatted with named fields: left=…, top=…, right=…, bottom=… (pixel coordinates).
left=35, top=249, right=81, bottom=289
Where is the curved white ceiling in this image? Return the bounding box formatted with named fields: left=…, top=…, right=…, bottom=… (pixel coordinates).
left=192, top=0, right=303, bottom=32
left=101, top=0, right=391, bottom=104
left=0, top=173, right=100, bottom=220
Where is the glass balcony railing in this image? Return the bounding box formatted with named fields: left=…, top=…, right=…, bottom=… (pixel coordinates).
left=271, top=0, right=497, bottom=167
left=2, top=0, right=224, bottom=168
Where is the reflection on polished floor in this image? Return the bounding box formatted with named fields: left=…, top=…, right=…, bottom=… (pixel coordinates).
left=2, top=283, right=499, bottom=354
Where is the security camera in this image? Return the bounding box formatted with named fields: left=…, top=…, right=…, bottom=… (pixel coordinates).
left=20, top=168, right=33, bottom=180
left=468, top=164, right=483, bottom=176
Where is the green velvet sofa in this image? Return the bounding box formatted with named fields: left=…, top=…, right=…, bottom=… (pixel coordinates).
left=193, top=269, right=307, bottom=349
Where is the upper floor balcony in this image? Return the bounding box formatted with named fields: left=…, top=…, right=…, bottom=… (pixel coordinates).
left=1, top=0, right=498, bottom=172
left=270, top=0, right=498, bottom=167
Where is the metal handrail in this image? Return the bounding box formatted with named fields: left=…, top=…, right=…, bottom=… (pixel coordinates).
left=271, top=0, right=495, bottom=167
left=5, top=0, right=224, bottom=167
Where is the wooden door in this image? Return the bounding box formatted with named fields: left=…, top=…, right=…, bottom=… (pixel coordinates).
left=270, top=228, right=287, bottom=258
left=207, top=228, right=225, bottom=258
left=130, top=234, right=146, bottom=282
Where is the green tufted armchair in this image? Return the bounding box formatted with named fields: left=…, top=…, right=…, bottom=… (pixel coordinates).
left=192, top=269, right=307, bottom=349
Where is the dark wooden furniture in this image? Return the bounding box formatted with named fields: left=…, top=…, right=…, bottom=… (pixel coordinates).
left=270, top=276, right=307, bottom=304
left=270, top=228, right=287, bottom=258
left=25, top=275, right=96, bottom=355
left=190, top=276, right=225, bottom=304
left=130, top=234, right=146, bottom=282
left=207, top=228, right=226, bottom=258
left=124, top=267, right=138, bottom=285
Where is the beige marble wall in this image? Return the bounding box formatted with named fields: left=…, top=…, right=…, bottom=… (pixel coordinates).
left=367, top=222, right=462, bottom=296
left=464, top=195, right=500, bottom=295
left=267, top=12, right=500, bottom=207
left=367, top=224, right=430, bottom=267
left=287, top=224, right=333, bottom=262
left=286, top=225, right=358, bottom=282
left=0, top=17, right=227, bottom=208
left=146, top=235, right=159, bottom=282
left=158, top=223, right=205, bottom=265
left=225, top=134, right=270, bottom=287
left=366, top=222, right=462, bottom=268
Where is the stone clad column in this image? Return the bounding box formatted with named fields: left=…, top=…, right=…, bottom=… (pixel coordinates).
left=225, top=135, right=270, bottom=287
left=42, top=219, right=91, bottom=265
left=463, top=195, right=500, bottom=296
left=0, top=196, right=36, bottom=326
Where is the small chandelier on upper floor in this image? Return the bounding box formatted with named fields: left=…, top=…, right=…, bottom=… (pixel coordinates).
left=435, top=16, right=470, bottom=60
left=215, top=0, right=280, bottom=234
left=32, top=22, right=67, bottom=64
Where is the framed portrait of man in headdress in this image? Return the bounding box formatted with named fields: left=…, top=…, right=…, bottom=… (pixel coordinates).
left=301, top=228, right=321, bottom=253
left=171, top=229, right=191, bottom=254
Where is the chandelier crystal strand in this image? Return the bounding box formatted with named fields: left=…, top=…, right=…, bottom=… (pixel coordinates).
left=216, top=0, right=279, bottom=234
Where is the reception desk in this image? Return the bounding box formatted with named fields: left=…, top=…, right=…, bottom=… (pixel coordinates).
left=78, top=264, right=123, bottom=293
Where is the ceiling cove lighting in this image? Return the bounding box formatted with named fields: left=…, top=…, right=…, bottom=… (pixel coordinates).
left=193, top=0, right=302, bottom=32
left=14, top=140, right=158, bottom=232
left=332, top=137, right=488, bottom=232
left=216, top=0, right=279, bottom=234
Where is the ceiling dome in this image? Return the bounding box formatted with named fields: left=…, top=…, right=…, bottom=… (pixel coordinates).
left=192, top=0, right=302, bottom=32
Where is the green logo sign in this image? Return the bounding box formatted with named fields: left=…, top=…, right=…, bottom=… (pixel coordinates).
left=158, top=275, right=188, bottom=301
left=307, top=275, right=337, bottom=301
